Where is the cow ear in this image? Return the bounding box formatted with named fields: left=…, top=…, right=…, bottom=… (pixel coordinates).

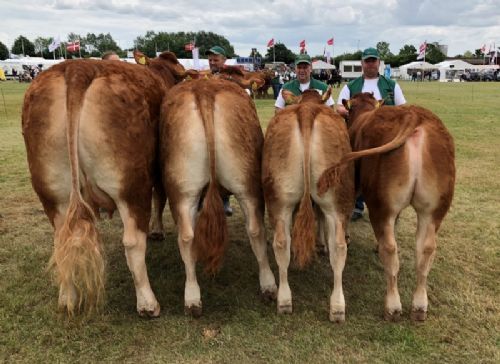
left=342, top=98, right=351, bottom=110
left=282, top=90, right=298, bottom=105
left=378, top=99, right=385, bottom=107
left=322, top=85, right=332, bottom=103
left=133, top=50, right=150, bottom=66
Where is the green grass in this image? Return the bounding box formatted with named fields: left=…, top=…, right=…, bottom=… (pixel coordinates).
left=0, top=80, right=499, bottom=363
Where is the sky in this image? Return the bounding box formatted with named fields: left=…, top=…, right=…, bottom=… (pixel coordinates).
left=1, top=0, right=499, bottom=58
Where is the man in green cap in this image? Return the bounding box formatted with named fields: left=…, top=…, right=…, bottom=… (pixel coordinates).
left=336, top=47, right=406, bottom=221
left=205, top=46, right=227, bottom=74
left=275, top=53, right=334, bottom=112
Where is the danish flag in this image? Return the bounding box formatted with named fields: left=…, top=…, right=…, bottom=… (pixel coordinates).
left=66, top=41, right=80, bottom=52
left=267, top=38, right=274, bottom=47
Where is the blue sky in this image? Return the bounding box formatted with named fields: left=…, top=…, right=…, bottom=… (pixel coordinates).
left=1, top=0, right=499, bottom=57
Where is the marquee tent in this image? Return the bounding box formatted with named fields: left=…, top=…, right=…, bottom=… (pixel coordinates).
left=312, top=60, right=336, bottom=70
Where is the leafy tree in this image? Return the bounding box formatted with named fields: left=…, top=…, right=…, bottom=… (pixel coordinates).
left=33, top=37, right=51, bottom=58
left=84, top=33, right=122, bottom=58
left=473, top=49, right=483, bottom=57
left=424, top=43, right=446, bottom=64
left=0, top=41, right=9, bottom=60
left=463, top=50, right=473, bottom=58
left=376, top=41, right=392, bottom=59
left=134, top=31, right=234, bottom=59
left=264, top=43, right=295, bottom=65
left=11, top=36, right=35, bottom=56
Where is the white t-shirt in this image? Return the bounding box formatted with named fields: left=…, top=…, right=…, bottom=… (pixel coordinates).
left=337, top=78, right=406, bottom=105
left=275, top=81, right=335, bottom=109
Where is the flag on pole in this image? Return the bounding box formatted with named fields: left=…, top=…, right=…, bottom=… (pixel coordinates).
left=480, top=44, right=486, bottom=54
left=185, top=42, right=194, bottom=51
left=299, top=40, right=306, bottom=48
left=267, top=38, right=274, bottom=47
left=48, top=36, right=61, bottom=52
left=327, top=38, right=334, bottom=46
left=66, top=40, right=80, bottom=53
left=417, top=42, right=427, bottom=60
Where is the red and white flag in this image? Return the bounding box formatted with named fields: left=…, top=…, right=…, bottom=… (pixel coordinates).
left=66, top=40, right=80, bottom=52
left=327, top=38, right=334, bottom=46
left=417, top=42, right=427, bottom=60
left=299, top=39, right=306, bottom=48
left=267, top=38, right=274, bottom=47
left=185, top=42, right=194, bottom=51
left=480, top=44, right=486, bottom=54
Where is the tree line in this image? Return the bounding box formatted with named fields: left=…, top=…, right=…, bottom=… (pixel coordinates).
left=0, top=32, right=481, bottom=67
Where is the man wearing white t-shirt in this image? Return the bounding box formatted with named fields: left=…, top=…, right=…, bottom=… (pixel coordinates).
left=336, top=47, right=406, bottom=220
left=275, top=54, right=335, bottom=113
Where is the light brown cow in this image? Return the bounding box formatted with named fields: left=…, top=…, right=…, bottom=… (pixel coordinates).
left=262, top=89, right=354, bottom=322
left=160, top=78, right=277, bottom=316
left=22, top=51, right=189, bottom=316
left=318, top=92, right=455, bottom=321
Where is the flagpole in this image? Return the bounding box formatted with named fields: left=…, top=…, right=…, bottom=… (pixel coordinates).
left=78, top=39, right=81, bottom=58
left=273, top=44, right=275, bottom=63
left=423, top=40, right=426, bottom=63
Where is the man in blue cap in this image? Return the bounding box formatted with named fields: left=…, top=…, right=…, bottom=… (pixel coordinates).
left=275, top=53, right=334, bottom=112
left=336, top=47, right=406, bottom=221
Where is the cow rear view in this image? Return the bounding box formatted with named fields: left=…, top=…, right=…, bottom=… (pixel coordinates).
left=318, top=92, right=455, bottom=321
left=263, top=90, right=354, bottom=322
left=22, top=52, right=188, bottom=316
left=161, top=78, right=277, bottom=316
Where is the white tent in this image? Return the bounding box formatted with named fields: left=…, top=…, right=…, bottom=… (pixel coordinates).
left=312, top=60, right=336, bottom=70
left=399, top=61, right=436, bottom=79
left=435, top=60, right=474, bottom=82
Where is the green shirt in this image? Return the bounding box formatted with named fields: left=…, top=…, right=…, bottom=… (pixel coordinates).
left=347, top=75, right=396, bottom=106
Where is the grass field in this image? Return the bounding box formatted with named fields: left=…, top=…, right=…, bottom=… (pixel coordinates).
left=0, top=80, right=498, bottom=363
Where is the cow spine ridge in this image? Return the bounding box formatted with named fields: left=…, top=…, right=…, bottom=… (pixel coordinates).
left=193, top=91, right=228, bottom=274
left=49, top=67, right=105, bottom=315
left=291, top=108, right=317, bottom=268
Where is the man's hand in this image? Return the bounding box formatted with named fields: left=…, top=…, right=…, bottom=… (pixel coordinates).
left=336, top=104, right=349, bottom=117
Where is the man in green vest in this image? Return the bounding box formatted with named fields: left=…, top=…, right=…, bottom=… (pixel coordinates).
left=275, top=53, right=334, bottom=113
left=337, top=47, right=407, bottom=221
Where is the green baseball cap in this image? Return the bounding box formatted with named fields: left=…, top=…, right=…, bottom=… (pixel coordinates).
left=295, top=53, right=312, bottom=65
left=362, top=47, right=380, bottom=60
left=205, top=46, right=226, bottom=57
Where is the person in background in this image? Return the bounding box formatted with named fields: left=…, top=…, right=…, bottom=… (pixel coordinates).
left=275, top=53, right=334, bottom=113
left=336, top=47, right=406, bottom=221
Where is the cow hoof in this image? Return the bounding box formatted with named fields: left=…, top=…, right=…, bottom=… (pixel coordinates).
left=185, top=304, right=203, bottom=318
left=277, top=304, right=293, bottom=314
left=260, top=288, right=277, bottom=303
left=148, top=232, right=165, bottom=241
left=138, top=303, right=161, bottom=318
left=411, top=308, right=427, bottom=322
left=384, top=309, right=402, bottom=322
left=329, top=311, right=345, bottom=323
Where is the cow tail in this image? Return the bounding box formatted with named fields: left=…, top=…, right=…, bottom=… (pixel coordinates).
left=193, top=92, right=228, bottom=274
left=291, top=110, right=316, bottom=268
left=317, top=112, right=420, bottom=196
left=48, top=68, right=105, bottom=315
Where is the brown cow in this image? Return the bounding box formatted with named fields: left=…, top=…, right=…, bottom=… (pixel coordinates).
left=22, top=51, right=189, bottom=316
left=262, top=89, right=354, bottom=322
left=160, top=78, right=277, bottom=316
left=318, top=92, right=455, bottom=321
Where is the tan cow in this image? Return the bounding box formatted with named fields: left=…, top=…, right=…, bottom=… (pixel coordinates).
left=160, top=78, right=277, bottom=316
left=262, top=89, right=354, bottom=322
left=318, top=92, right=455, bottom=321
left=22, top=51, right=189, bottom=316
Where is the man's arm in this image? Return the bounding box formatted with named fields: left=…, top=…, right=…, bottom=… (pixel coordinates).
left=274, top=88, right=286, bottom=114
left=394, top=84, right=406, bottom=105
left=336, top=85, right=350, bottom=117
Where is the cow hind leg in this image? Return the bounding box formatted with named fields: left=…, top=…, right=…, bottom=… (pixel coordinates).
left=272, top=211, right=293, bottom=314
left=237, top=196, right=277, bottom=301
left=371, top=213, right=402, bottom=321
left=326, top=213, right=348, bottom=323
left=411, top=212, right=438, bottom=321
left=175, top=200, right=202, bottom=317
left=117, top=203, right=160, bottom=317
left=149, top=187, right=166, bottom=241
